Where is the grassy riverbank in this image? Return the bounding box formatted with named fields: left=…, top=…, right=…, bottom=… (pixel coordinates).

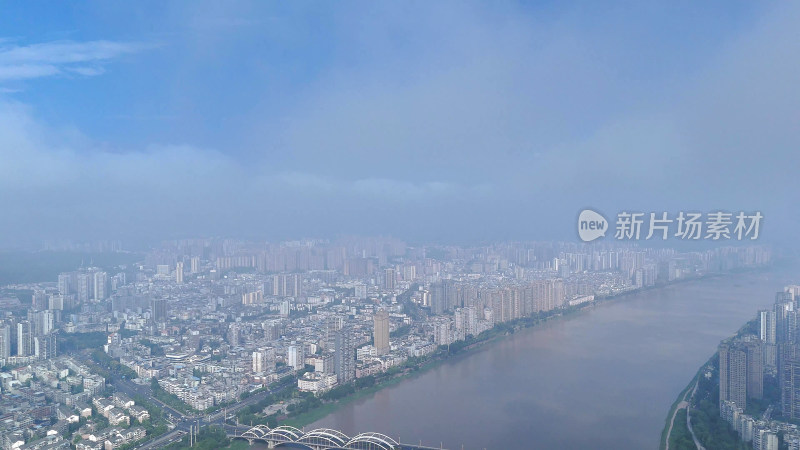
left=660, top=370, right=697, bottom=450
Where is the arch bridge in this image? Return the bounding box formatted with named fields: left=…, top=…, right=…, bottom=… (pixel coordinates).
left=226, top=424, right=441, bottom=450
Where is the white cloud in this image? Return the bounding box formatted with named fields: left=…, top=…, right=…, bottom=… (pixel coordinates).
left=0, top=39, right=147, bottom=82
left=0, top=64, right=59, bottom=81
left=65, top=66, right=105, bottom=77
left=1, top=3, right=799, bottom=244
left=0, top=98, right=480, bottom=245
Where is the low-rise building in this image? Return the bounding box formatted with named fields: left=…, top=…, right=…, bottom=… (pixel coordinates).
left=297, top=372, right=337, bottom=394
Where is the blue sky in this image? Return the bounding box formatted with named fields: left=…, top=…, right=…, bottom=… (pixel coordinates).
left=0, top=1, right=797, bottom=247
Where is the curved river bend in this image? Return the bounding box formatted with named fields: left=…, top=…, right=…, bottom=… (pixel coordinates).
left=299, top=267, right=797, bottom=450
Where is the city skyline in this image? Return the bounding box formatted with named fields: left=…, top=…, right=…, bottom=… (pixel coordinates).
left=0, top=232, right=780, bottom=449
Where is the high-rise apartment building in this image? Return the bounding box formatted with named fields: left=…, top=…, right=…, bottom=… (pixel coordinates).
left=16, top=320, right=31, bottom=357
left=32, top=289, right=48, bottom=311
left=781, top=344, right=800, bottom=419
left=775, top=291, right=796, bottom=344
left=430, top=281, right=451, bottom=315
left=279, top=300, right=291, bottom=317
left=151, top=298, right=167, bottom=323
left=776, top=289, right=800, bottom=419
left=335, top=328, right=355, bottom=385
left=176, top=262, right=184, bottom=284
left=242, top=289, right=263, bottom=305
left=373, top=310, right=390, bottom=356
left=464, top=305, right=478, bottom=337
left=48, top=295, right=64, bottom=311
left=383, top=268, right=395, bottom=290
left=94, top=271, right=108, bottom=301
left=77, top=272, right=93, bottom=303
left=786, top=285, right=800, bottom=300
left=0, top=323, right=11, bottom=360
left=272, top=273, right=302, bottom=297
left=744, top=339, right=764, bottom=399
left=720, top=341, right=748, bottom=409
left=316, top=353, right=335, bottom=374
left=30, top=310, right=54, bottom=336
left=403, top=264, right=416, bottom=282
left=288, top=345, right=305, bottom=370
left=33, top=332, right=57, bottom=360
left=57, top=273, right=73, bottom=297
left=761, top=309, right=778, bottom=371
left=761, top=309, right=777, bottom=344
left=720, top=339, right=763, bottom=410
left=228, top=323, right=240, bottom=347
left=434, top=320, right=452, bottom=346
left=253, top=347, right=276, bottom=373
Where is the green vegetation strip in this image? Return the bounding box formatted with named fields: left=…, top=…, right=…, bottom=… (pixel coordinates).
left=669, top=409, right=693, bottom=450
left=660, top=371, right=698, bottom=450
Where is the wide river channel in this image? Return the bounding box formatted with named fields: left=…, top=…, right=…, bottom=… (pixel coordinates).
left=287, top=266, right=798, bottom=449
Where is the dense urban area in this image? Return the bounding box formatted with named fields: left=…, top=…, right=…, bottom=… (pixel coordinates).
left=1, top=238, right=772, bottom=450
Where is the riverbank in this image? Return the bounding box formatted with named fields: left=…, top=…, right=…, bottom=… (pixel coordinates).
left=271, top=265, right=793, bottom=449
left=277, top=313, right=559, bottom=429
left=225, top=264, right=776, bottom=442
left=271, top=267, right=773, bottom=432
left=660, top=360, right=706, bottom=450
left=281, top=313, right=566, bottom=429
left=281, top=366, right=419, bottom=428
left=661, top=370, right=697, bottom=450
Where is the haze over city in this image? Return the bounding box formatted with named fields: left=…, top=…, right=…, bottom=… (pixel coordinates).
left=4, top=3, right=800, bottom=450
left=1, top=1, right=799, bottom=247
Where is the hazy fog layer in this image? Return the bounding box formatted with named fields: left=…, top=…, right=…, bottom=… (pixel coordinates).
left=0, top=2, right=798, bottom=247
